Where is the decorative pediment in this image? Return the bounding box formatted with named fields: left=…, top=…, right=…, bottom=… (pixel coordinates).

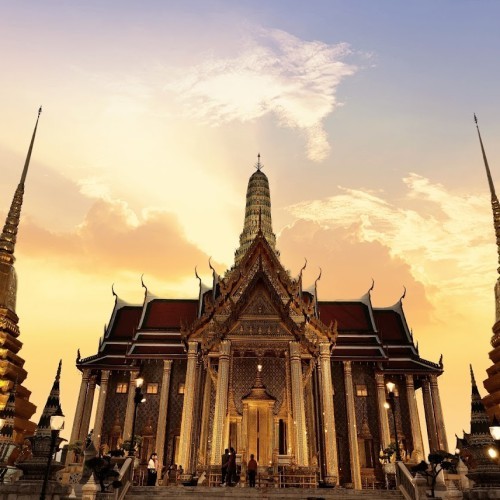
left=184, top=232, right=336, bottom=355
left=240, top=287, right=279, bottom=318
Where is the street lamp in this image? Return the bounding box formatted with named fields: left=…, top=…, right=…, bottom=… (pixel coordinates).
left=128, top=377, right=145, bottom=457
left=40, top=405, right=65, bottom=500
left=386, top=382, right=402, bottom=462
left=490, top=415, right=500, bottom=441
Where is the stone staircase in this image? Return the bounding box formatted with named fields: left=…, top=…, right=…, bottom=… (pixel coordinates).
left=125, top=485, right=405, bottom=499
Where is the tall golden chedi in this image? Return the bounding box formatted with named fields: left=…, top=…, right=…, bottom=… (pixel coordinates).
left=477, top=115, right=500, bottom=417
left=0, top=108, right=41, bottom=440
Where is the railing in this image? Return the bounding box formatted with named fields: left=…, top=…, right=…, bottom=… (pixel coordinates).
left=113, top=457, right=134, bottom=500
left=396, top=461, right=418, bottom=500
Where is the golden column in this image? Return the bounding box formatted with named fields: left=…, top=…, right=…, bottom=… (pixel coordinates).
left=79, top=374, right=96, bottom=442
left=210, top=340, right=231, bottom=464
left=122, top=369, right=140, bottom=441
left=66, top=368, right=91, bottom=463
left=93, top=369, right=110, bottom=448
left=198, top=372, right=212, bottom=465
left=343, top=361, right=361, bottom=489
left=405, top=374, right=424, bottom=462
left=69, top=369, right=91, bottom=446
left=375, top=372, right=391, bottom=449
left=289, top=341, right=309, bottom=466
left=178, top=341, right=199, bottom=472
left=318, top=342, right=338, bottom=484
left=422, top=377, right=439, bottom=452
left=429, top=374, right=448, bottom=452
left=155, top=360, right=173, bottom=470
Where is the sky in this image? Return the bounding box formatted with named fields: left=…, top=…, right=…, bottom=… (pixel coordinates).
left=1, top=0, right=500, bottom=451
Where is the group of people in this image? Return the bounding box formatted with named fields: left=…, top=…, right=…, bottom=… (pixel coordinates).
left=146, top=453, right=184, bottom=486
left=146, top=449, right=259, bottom=488
left=221, top=448, right=258, bottom=487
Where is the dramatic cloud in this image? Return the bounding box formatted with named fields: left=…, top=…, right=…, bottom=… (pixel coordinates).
left=168, top=28, right=356, bottom=161
left=286, top=174, right=495, bottom=319
left=16, top=197, right=223, bottom=285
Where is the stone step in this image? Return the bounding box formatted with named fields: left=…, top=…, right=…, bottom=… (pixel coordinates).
left=125, top=485, right=405, bottom=499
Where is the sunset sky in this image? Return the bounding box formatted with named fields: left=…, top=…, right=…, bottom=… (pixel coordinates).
left=2, top=1, right=500, bottom=450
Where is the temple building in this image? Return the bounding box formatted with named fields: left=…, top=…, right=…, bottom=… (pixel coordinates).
left=0, top=109, right=41, bottom=444
left=71, top=156, right=447, bottom=487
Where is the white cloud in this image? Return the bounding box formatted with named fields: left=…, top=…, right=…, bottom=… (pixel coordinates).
left=287, top=174, right=496, bottom=312
left=168, top=28, right=356, bottom=161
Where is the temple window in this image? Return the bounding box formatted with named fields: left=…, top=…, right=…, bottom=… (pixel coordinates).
left=116, top=382, right=128, bottom=394
left=178, top=383, right=185, bottom=395
left=146, top=383, right=159, bottom=394
left=355, top=384, right=368, bottom=397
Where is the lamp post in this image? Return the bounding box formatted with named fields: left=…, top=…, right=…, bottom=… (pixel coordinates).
left=490, top=415, right=500, bottom=442
left=40, top=405, right=65, bottom=500
left=386, top=382, right=402, bottom=462
left=128, top=377, right=145, bottom=457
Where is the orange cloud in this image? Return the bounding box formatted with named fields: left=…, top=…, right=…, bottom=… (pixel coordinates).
left=15, top=197, right=221, bottom=282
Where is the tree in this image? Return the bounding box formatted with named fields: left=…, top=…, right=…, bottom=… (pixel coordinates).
left=411, top=451, right=457, bottom=498
left=85, top=455, right=122, bottom=492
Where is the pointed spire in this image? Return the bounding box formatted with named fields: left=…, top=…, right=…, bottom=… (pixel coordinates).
left=36, top=360, right=63, bottom=438
left=0, top=107, right=42, bottom=259
left=465, top=364, right=500, bottom=486
left=474, top=114, right=500, bottom=276
left=235, top=154, right=278, bottom=264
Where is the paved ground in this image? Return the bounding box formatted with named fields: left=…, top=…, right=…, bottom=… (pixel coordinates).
left=125, top=485, right=405, bottom=499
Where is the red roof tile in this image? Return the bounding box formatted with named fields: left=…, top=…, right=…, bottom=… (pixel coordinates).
left=318, top=302, right=373, bottom=332
left=373, top=310, right=407, bottom=343
left=109, top=307, right=142, bottom=339
left=142, top=299, right=198, bottom=329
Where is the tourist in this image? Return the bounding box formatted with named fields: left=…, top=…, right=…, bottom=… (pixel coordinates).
left=226, top=447, right=237, bottom=486
left=221, top=448, right=229, bottom=485
left=147, top=452, right=158, bottom=486
left=247, top=454, right=257, bottom=487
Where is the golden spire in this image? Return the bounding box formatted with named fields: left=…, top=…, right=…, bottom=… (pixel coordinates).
left=475, top=114, right=500, bottom=275
left=0, top=107, right=42, bottom=262
left=234, top=154, right=278, bottom=264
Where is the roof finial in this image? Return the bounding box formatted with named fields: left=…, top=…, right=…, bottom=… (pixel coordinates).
left=474, top=115, right=500, bottom=276
left=400, top=285, right=407, bottom=302
left=470, top=364, right=477, bottom=387
left=255, top=153, right=263, bottom=171
left=0, top=107, right=43, bottom=257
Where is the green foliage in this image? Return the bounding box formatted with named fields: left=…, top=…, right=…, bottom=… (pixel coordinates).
left=85, top=456, right=121, bottom=492
left=411, top=451, right=457, bottom=498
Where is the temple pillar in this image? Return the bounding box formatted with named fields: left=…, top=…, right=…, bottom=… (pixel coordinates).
left=210, top=340, right=231, bottom=464
left=375, top=372, right=391, bottom=450
left=319, top=342, right=338, bottom=484
left=405, top=374, right=424, bottom=462
left=289, top=341, right=309, bottom=466
left=79, top=374, right=97, bottom=443
left=343, top=361, right=361, bottom=489
left=66, top=369, right=91, bottom=463
left=122, top=369, right=139, bottom=441
left=178, top=341, right=199, bottom=473
left=422, top=377, right=439, bottom=452
left=429, top=374, right=448, bottom=452
left=156, top=360, right=172, bottom=470
left=199, top=371, right=212, bottom=465
left=93, top=369, right=110, bottom=449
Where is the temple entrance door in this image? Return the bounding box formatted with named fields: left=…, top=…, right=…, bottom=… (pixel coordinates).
left=242, top=399, right=275, bottom=466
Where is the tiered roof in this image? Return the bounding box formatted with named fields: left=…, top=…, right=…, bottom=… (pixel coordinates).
left=78, top=161, right=442, bottom=382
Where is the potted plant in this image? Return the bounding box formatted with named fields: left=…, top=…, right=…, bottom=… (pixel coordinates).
left=68, top=440, right=84, bottom=464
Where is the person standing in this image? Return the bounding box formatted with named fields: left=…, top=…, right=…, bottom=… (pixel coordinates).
left=147, top=452, right=158, bottom=486
left=221, top=448, right=229, bottom=485
left=226, top=447, right=237, bottom=486
left=247, top=454, right=257, bottom=487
